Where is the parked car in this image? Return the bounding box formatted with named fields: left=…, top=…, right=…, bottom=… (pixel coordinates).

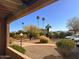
left=65, top=34, right=79, bottom=42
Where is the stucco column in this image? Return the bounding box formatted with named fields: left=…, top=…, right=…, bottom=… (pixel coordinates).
left=0, top=19, right=8, bottom=55
left=6, top=23, right=9, bottom=47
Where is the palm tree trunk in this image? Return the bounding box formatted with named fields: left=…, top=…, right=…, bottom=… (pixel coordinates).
left=38, top=20, right=39, bottom=28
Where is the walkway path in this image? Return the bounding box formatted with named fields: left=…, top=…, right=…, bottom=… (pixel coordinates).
left=24, top=44, right=62, bottom=59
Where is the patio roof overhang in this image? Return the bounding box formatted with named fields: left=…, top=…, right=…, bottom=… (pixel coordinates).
left=0, top=0, right=57, bottom=23
left=0, top=0, right=57, bottom=56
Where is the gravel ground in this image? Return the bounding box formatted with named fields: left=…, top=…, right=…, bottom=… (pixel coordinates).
left=24, top=45, right=62, bottom=59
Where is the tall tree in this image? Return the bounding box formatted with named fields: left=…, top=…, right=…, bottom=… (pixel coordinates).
left=45, top=24, right=51, bottom=37
left=22, top=22, right=24, bottom=25
left=42, top=17, right=45, bottom=29
left=23, top=25, right=39, bottom=39
left=36, top=16, right=40, bottom=28
left=67, top=17, right=79, bottom=34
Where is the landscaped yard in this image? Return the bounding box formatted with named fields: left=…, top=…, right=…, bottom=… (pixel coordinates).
left=9, top=25, right=79, bottom=59
left=23, top=43, right=79, bottom=59
left=10, top=37, right=79, bottom=59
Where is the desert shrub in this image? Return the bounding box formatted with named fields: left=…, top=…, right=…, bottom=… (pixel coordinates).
left=15, top=34, right=21, bottom=40
left=56, top=39, right=75, bottom=49
left=10, top=44, right=26, bottom=54
left=9, top=37, right=14, bottom=44
left=53, top=32, right=59, bottom=38
left=39, top=31, right=45, bottom=36
left=65, top=32, right=73, bottom=36
left=53, top=32, right=72, bottom=39
left=59, top=32, right=66, bottom=38
left=56, top=39, right=75, bottom=56
left=39, top=36, right=50, bottom=43
left=22, top=34, right=27, bottom=39
left=48, top=32, right=53, bottom=39
left=10, top=32, right=16, bottom=38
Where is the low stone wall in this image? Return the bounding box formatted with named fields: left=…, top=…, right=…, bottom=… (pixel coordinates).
left=6, top=47, right=31, bottom=59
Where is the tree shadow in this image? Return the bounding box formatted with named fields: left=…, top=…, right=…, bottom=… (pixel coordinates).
left=43, top=51, right=79, bottom=59
left=35, top=42, right=47, bottom=44
left=55, top=48, right=79, bottom=59
left=43, top=55, right=63, bottom=59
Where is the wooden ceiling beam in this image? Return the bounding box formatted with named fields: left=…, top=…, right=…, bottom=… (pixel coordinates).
left=0, top=10, right=9, bottom=14
left=0, top=6, right=10, bottom=13
left=5, top=0, right=22, bottom=6
left=0, top=1, right=19, bottom=12
left=0, top=4, right=10, bottom=11
left=1, top=4, right=17, bottom=10
left=0, top=0, right=22, bottom=19
left=12, top=0, right=23, bottom=4
left=0, top=13, right=7, bottom=15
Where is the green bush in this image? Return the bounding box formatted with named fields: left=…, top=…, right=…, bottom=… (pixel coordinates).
left=56, top=39, right=75, bottom=49
left=56, top=39, right=75, bottom=56
left=10, top=45, right=26, bottom=54
left=40, top=39, right=48, bottom=43
left=39, top=36, right=49, bottom=43
left=10, top=32, right=16, bottom=38
left=59, top=32, right=66, bottom=38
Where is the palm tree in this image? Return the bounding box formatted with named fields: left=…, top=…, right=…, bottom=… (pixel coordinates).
left=19, top=22, right=24, bottom=47
left=42, top=17, right=45, bottom=29
left=22, top=22, right=24, bottom=31
left=22, top=22, right=24, bottom=25
left=45, top=24, right=51, bottom=37
left=36, top=16, right=40, bottom=28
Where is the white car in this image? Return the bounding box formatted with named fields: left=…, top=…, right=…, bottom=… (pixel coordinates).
left=65, top=34, right=79, bottom=42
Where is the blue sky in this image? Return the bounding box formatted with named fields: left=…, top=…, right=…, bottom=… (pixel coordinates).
left=10, top=0, right=79, bottom=32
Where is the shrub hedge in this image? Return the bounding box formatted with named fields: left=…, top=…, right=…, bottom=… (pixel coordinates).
left=10, top=44, right=26, bottom=54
